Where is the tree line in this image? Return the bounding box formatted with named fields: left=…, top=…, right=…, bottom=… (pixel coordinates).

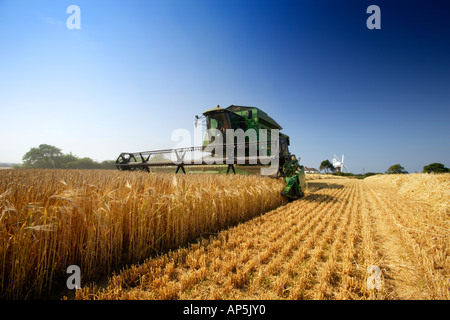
left=381, top=163, right=448, bottom=174
left=319, top=159, right=449, bottom=176
left=16, top=144, right=116, bottom=169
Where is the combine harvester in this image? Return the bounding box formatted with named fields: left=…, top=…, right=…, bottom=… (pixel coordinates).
left=115, top=105, right=306, bottom=199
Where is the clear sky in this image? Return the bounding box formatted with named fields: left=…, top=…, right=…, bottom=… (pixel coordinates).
left=0, top=0, right=449, bottom=173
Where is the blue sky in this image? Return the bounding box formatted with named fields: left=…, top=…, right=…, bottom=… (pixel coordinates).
left=0, top=0, right=449, bottom=173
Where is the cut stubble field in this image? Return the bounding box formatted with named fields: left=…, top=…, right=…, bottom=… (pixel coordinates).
left=1, top=170, right=448, bottom=300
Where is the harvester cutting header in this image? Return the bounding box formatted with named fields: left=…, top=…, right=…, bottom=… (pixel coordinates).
left=116, top=105, right=306, bottom=199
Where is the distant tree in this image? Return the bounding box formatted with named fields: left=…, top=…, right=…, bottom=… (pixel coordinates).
left=58, top=153, right=78, bottom=168
left=385, top=164, right=408, bottom=174
left=67, top=157, right=99, bottom=169
left=22, top=144, right=63, bottom=168
left=21, top=144, right=116, bottom=170
left=99, top=160, right=117, bottom=170
left=320, top=160, right=335, bottom=173
left=423, top=163, right=449, bottom=174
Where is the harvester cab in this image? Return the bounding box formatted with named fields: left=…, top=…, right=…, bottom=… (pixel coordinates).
left=116, top=105, right=307, bottom=200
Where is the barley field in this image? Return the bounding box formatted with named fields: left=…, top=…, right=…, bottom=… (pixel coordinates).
left=0, top=170, right=448, bottom=300
left=0, top=169, right=285, bottom=299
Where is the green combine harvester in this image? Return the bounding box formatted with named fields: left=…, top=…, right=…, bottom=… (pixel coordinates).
left=116, top=105, right=306, bottom=199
